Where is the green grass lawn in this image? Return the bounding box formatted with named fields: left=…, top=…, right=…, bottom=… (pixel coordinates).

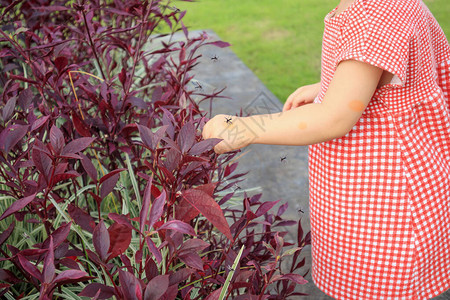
left=175, top=0, right=450, bottom=102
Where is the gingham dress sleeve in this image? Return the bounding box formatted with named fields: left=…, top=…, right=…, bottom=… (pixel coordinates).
left=334, top=0, right=413, bottom=86
left=431, top=18, right=450, bottom=105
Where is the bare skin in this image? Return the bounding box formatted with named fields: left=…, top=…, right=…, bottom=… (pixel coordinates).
left=202, top=0, right=387, bottom=154
left=202, top=60, right=384, bottom=154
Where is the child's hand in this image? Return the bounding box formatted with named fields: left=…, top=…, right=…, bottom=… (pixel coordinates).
left=283, top=82, right=321, bottom=112
left=202, top=114, right=251, bottom=154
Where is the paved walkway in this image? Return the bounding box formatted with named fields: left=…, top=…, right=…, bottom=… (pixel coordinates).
left=184, top=29, right=449, bottom=300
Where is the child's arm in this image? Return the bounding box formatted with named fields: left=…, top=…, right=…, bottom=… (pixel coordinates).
left=282, top=82, right=321, bottom=111
left=202, top=60, right=384, bottom=154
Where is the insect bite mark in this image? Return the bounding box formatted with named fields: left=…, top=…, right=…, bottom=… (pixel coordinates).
left=348, top=100, right=366, bottom=112
left=297, top=122, right=308, bottom=130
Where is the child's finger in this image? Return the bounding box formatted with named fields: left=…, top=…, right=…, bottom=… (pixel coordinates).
left=283, top=96, right=294, bottom=111
left=282, top=101, right=291, bottom=112
left=202, top=122, right=211, bottom=139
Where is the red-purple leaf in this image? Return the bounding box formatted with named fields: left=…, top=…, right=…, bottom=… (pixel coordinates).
left=177, top=122, right=195, bottom=153
left=50, top=125, right=64, bottom=154
left=31, top=146, right=52, bottom=180
left=59, top=258, right=80, bottom=270
left=53, top=171, right=80, bottom=184
left=0, top=124, right=29, bottom=153
left=54, top=56, right=68, bottom=73
left=0, top=193, right=36, bottom=221
left=68, top=204, right=95, bottom=233
left=274, top=220, right=297, bottom=227
left=178, top=252, right=203, bottom=270
left=277, top=203, right=289, bottom=217
left=208, top=40, right=231, bottom=48
left=42, top=236, right=55, bottom=283
left=177, top=239, right=209, bottom=270
left=0, top=222, right=14, bottom=246
left=99, top=168, right=126, bottom=185
left=280, top=273, right=308, bottom=285
left=146, top=237, right=162, bottom=264
left=188, top=138, right=221, bottom=155
left=100, top=173, right=120, bottom=200
left=0, top=269, right=21, bottom=284
left=107, top=223, right=132, bottom=261
left=36, top=5, right=69, bottom=12
left=119, top=269, right=139, bottom=300
left=195, top=183, right=217, bottom=197
left=53, top=269, right=89, bottom=284
left=79, top=152, right=98, bottom=183
left=17, top=254, right=41, bottom=281
left=118, top=68, right=127, bottom=87
left=144, top=257, right=159, bottom=281
left=148, top=189, right=166, bottom=230
left=61, top=137, right=95, bottom=155
left=2, top=96, right=16, bottom=121
left=31, top=115, right=50, bottom=131
left=137, top=125, right=168, bottom=150
left=175, top=198, right=199, bottom=223
left=255, top=200, right=280, bottom=217
left=41, top=222, right=72, bottom=249
left=88, top=192, right=102, bottom=206
left=144, top=275, right=169, bottom=300
left=178, top=239, right=210, bottom=253
left=19, top=248, right=47, bottom=257
left=182, top=189, right=233, bottom=241
left=137, top=124, right=154, bottom=149
left=71, top=111, right=91, bottom=137
left=140, top=179, right=152, bottom=233
left=168, top=268, right=195, bottom=286
left=79, top=283, right=115, bottom=299
left=181, top=21, right=188, bottom=38
left=18, top=87, right=33, bottom=110
left=204, top=288, right=222, bottom=300
left=8, top=74, right=38, bottom=84
left=93, top=220, right=110, bottom=261
left=160, top=285, right=178, bottom=300
left=157, top=220, right=196, bottom=236
left=108, top=213, right=136, bottom=231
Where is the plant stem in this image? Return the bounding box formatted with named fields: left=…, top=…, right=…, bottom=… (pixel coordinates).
left=81, top=10, right=107, bottom=81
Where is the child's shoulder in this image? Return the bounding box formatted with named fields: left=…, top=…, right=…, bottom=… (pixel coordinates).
left=343, top=0, right=425, bottom=32
left=360, top=0, right=424, bottom=20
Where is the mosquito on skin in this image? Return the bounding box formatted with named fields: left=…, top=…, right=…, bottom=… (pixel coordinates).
left=225, top=117, right=233, bottom=125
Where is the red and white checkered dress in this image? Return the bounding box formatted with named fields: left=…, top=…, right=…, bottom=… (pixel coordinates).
left=309, top=0, right=450, bottom=299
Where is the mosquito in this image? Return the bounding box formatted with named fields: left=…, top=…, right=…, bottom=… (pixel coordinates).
left=280, top=155, right=287, bottom=163
left=193, top=81, right=203, bottom=91
left=162, top=5, right=181, bottom=13
left=117, top=183, right=125, bottom=192
left=210, top=54, right=219, bottom=62
left=299, top=208, right=305, bottom=214
left=225, top=117, right=233, bottom=124
left=226, top=265, right=235, bottom=272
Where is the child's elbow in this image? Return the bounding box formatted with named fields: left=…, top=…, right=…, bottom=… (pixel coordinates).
left=323, top=117, right=358, bottom=141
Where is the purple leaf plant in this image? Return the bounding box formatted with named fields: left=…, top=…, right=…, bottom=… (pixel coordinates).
left=0, top=0, right=310, bottom=299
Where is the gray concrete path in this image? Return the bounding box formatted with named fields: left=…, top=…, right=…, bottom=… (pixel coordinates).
left=182, top=29, right=449, bottom=300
